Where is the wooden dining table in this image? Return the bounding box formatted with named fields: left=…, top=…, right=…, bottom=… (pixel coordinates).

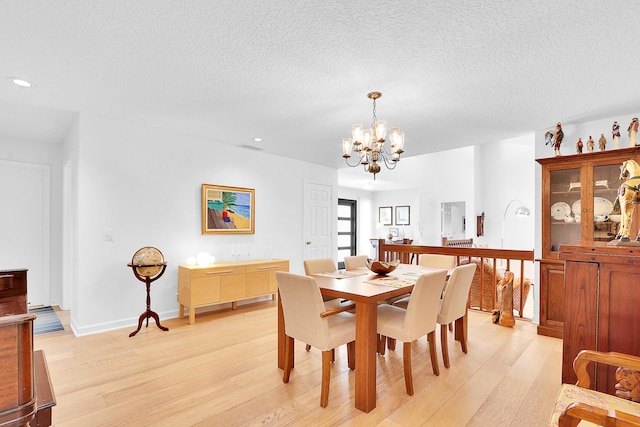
left=276, top=264, right=449, bottom=413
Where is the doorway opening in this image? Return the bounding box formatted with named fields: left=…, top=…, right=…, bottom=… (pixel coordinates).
left=337, top=198, right=357, bottom=269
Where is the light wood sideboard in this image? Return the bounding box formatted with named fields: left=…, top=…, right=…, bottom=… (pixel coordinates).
left=178, top=259, right=289, bottom=324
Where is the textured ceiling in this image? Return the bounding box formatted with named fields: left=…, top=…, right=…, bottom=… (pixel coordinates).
left=1, top=1, right=639, bottom=177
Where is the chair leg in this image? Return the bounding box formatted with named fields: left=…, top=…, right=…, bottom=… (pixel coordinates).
left=403, top=341, right=414, bottom=396
left=283, top=335, right=294, bottom=383
left=306, top=344, right=311, bottom=352
left=321, top=350, right=332, bottom=407
left=387, top=337, right=396, bottom=351
left=448, top=322, right=453, bottom=332
left=331, top=348, right=335, bottom=362
left=377, top=334, right=386, bottom=355
left=455, top=313, right=468, bottom=354
left=427, top=330, right=440, bottom=376
left=440, top=324, right=450, bottom=368
left=347, top=341, right=355, bottom=370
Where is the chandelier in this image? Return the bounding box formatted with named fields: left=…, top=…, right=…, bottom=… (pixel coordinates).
left=342, top=91, right=405, bottom=179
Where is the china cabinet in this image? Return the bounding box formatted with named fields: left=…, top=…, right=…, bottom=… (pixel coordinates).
left=537, top=146, right=640, bottom=338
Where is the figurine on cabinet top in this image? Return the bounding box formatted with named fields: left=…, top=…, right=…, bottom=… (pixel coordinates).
left=553, top=122, right=564, bottom=156
left=613, top=121, right=621, bottom=148
left=599, top=133, right=607, bottom=151
left=576, top=137, right=583, bottom=153
left=628, top=117, right=639, bottom=147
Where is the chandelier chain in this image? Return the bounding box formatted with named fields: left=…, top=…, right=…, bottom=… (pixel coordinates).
left=371, top=98, right=377, bottom=129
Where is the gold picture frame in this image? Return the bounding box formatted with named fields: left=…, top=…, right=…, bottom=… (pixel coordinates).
left=202, top=184, right=255, bottom=234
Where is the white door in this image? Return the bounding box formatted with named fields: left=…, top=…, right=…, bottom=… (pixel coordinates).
left=0, top=160, right=50, bottom=306
left=303, top=182, right=333, bottom=260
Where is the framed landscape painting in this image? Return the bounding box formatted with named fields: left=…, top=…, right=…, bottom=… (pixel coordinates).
left=202, top=184, right=255, bottom=234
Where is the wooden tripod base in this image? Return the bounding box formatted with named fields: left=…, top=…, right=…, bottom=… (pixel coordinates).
left=129, top=306, right=169, bottom=337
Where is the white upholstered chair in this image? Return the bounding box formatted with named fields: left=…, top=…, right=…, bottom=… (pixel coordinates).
left=436, top=263, right=476, bottom=368
left=276, top=271, right=356, bottom=407
left=303, top=258, right=337, bottom=276
left=302, top=257, right=346, bottom=352
left=376, top=269, right=448, bottom=395
left=418, top=254, right=456, bottom=270
left=344, top=255, right=368, bottom=270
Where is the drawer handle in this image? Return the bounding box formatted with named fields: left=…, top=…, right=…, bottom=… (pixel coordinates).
left=206, top=270, right=235, bottom=275
left=258, top=266, right=280, bottom=270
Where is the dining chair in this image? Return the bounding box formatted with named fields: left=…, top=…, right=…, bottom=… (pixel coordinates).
left=303, top=257, right=346, bottom=353
left=390, top=254, right=453, bottom=314
left=418, top=254, right=456, bottom=270
left=436, top=263, right=477, bottom=368
left=303, top=258, right=337, bottom=275
left=344, top=255, right=368, bottom=270
left=276, top=271, right=356, bottom=408
left=376, top=269, right=448, bottom=396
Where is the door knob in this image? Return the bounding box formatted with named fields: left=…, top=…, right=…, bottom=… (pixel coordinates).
left=306, top=241, right=311, bottom=245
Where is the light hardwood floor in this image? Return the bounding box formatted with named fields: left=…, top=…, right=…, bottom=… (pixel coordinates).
left=36, top=301, right=561, bottom=426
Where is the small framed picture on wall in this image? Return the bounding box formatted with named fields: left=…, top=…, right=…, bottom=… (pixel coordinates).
left=379, top=206, right=393, bottom=226
left=395, top=205, right=410, bottom=225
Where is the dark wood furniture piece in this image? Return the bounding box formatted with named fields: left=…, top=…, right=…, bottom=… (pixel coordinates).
left=0, top=313, right=36, bottom=427
left=0, top=268, right=28, bottom=316
left=537, top=147, right=640, bottom=338
left=559, top=243, right=640, bottom=394
left=0, top=269, right=56, bottom=426
left=31, top=350, right=56, bottom=427
left=276, top=264, right=455, bottom=413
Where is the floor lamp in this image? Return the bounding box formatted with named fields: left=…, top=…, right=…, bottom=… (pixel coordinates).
left=501, top=199, right=531, bottom=248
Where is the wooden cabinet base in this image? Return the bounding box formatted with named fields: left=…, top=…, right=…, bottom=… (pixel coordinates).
left=178, top=259, right=289, bottom=324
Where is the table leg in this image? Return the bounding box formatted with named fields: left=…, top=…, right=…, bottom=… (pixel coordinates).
left=355, top=301, right=377, bottom=413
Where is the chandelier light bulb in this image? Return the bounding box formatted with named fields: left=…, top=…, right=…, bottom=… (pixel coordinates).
left=342, top=138, right=352, bottom=157
left=352, top=124, right=363, bottom=144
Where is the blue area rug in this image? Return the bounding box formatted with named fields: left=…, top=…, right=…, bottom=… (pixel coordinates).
left=28, top=306, right=64, bottom=335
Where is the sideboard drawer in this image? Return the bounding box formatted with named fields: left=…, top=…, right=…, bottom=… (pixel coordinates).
left=191, top=266, right=247, bottom=279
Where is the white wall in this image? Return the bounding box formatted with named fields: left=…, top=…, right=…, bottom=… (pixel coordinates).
left=477, top=136, right=535, bottom=250
left=371, top=189, right=420, bottom=241
left=63, top=113, right=336, bottom=335
left=0, top=135, right=63, bottom=306
left=368, top=140, right=536, bottom=249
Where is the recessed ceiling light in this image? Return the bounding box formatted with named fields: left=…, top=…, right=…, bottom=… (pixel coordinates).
left=9, top=77, right=35, bottom=88
left=253, top=137, right=263, bottom=142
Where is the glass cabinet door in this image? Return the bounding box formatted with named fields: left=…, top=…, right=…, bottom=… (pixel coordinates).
left=549, top=168, right=581, bottom=253
left=593, top=164, right=622, bottom=242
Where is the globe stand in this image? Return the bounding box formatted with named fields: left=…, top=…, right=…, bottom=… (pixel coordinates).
left=127, top=246, right=169, bottom=337
left=128, top=262, right=168, bottom=337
